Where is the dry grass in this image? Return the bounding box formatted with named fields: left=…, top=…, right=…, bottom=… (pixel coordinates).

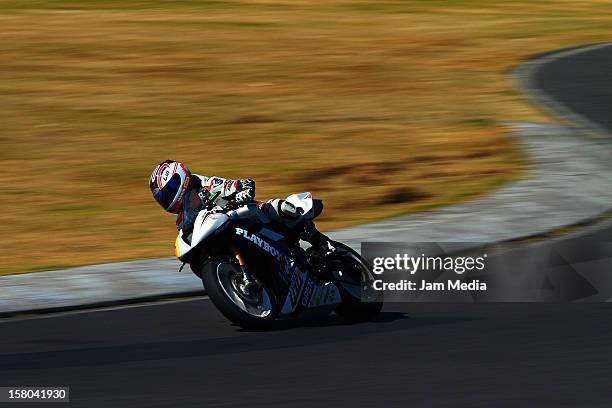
left=1, top=0, right=610, bottom=274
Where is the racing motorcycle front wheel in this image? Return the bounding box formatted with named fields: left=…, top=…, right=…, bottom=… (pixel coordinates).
left=324, top=242, right=383, bottom=322
left=202, top=258, right=278, bottom=330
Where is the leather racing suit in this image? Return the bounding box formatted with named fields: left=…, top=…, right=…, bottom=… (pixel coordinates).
left=177, top=175, right=328, bottom=252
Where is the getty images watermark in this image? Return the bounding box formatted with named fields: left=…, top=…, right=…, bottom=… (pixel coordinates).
left=360, top=242, right=493, bottom=302
left=361, top=241, right=612, bottom=302
left=371, top=251, right=488, bottom=292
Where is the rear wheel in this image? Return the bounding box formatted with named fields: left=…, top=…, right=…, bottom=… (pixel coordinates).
left=327, top=242, right=383, bottom=322
left=202, top=258, right=277, bottom=330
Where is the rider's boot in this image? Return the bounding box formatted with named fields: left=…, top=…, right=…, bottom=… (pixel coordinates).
left=301, top=221, right=334, bottom=281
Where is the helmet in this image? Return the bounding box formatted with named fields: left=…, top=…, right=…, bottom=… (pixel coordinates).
left=149, top=160, right=191, bottom=214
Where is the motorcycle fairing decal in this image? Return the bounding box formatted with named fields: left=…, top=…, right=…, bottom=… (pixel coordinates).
left=288, top=271, right=305, bottom=306
left=258, top=227, right=284, bottom=242
left=234, top=227, right=283, bottom=262
left=281, top=268, right=308, bottom=314
left=281, top=276, right=342, bottom=314
left=234, top=226, right=294, bottom=283
left=309, top=282, right=342, bottom=307
left=175, top=236, right=181, bottom=258
left=300, top=278, right=315, bottom=308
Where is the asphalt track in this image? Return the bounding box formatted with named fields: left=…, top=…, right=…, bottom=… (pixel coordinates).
left=2, top=44, right=612, bottom=407
left=533, top=43, right=612, bottom=131
left=2, top=301, right=612, bottom=408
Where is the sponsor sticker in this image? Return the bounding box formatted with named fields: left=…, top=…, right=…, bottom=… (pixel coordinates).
left=288, top=271, right=305, bottom=307
left=210, top=177, right=224, bottom=187
left=224, top=179, right=236, bottom=192
left=234, top=227, right=284, bottom=262
left=301, top=279, right=315, bottom=307
left=156, top=163, right=172, bottom=188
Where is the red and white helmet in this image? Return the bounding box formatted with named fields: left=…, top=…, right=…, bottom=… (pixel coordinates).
left=149, top=160, right=191, bottom=214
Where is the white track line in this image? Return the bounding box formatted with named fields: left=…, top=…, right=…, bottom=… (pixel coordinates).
left=0, top=296, right=210, bottom=324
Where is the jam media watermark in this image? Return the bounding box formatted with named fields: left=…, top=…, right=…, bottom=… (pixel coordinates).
left=372, top=253, right=489, bottom=292
left=367, top=244, right=489, bottom=298
left=360, top=241, right=612, bottom=302
left=371, top=277, right=487, bottom=292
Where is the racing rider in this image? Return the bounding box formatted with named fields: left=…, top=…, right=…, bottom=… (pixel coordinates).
left=148, top=160, right=331, bottom=261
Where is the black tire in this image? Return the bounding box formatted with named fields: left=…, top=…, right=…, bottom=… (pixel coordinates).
left=202, top=258, right=277, bottom=330
left=330, top=242, right=383, bottom=322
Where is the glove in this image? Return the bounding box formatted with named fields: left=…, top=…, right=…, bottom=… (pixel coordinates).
left=235, top=189, right=254, bottom=205
left=198, top=189, right=215, bottom=210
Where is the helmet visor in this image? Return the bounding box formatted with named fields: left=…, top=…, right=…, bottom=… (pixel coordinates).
left=154, top=172, right=182, bottom=210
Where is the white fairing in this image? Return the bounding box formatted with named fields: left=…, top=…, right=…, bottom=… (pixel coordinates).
left=176, top=229, right=191, bottom=257
left=177, top=212, right=229, bottom=258
left=285, top=192, right=315, bottom=219
left=193, top=212, right=230, bottom=247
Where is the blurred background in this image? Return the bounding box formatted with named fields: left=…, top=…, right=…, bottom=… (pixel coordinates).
left=1, top=0, right=610, bottom=275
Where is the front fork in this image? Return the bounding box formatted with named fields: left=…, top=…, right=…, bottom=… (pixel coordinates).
left=234, top=252, right=260, bottom=295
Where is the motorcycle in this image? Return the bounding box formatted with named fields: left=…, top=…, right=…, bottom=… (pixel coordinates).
left=175, top=191, right=383, bottom=330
